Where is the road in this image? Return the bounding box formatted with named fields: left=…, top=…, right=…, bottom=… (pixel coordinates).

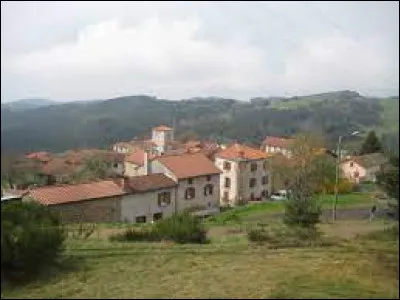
left=270, top=208, right=374, bottom=221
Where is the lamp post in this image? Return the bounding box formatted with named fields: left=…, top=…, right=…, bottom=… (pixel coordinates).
left=333, top=131, right=359, bottom=221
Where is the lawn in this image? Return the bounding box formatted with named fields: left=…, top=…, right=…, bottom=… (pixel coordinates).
left=206, top=192, right=376, bottom=226
left=2, top=217, right=398, bottom=299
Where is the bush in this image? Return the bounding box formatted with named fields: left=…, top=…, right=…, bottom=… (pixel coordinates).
left=247, top=223, right=326, bottom=248
left=109, top=227, right=159, bottom=242
left=1, top=201, right=66, bottom=282
left=109, top=212, right=208, bottom=244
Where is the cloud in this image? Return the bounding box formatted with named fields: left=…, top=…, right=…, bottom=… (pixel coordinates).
left=281, top=34, right=399, bottom=95
left=9, top=17, right=269, bottom=100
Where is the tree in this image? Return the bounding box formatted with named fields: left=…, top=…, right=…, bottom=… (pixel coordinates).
left=376, top=156, right=399, bottom=219
left=281, top=133, right=330, bottom=230
left=359, top=130, right=382, bottom=155
left=71, top=155, right=113, bottom=183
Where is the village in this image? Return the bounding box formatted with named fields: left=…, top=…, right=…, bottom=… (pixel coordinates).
left=1, top=124, right=388, bottom=224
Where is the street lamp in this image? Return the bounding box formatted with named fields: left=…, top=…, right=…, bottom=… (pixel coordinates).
left=332, top=130, right=359, bottom=221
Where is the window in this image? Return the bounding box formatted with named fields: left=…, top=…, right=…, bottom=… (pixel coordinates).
left=261, top=190, right=269, bottom=198
left=251, top=163, right=257, bottom=172
left=136, top=216, right=146, bottom=223
left=223, top=161, right=231, bottom=171
left=223, top=191, right=229, bottom=201
left=263, top=160, right=268, bottom=170
left=250, top=193, right=255, bottom=200
left=185, top=187, right=196, bottom=199
left=204, top=184, right=214, bottom=196
left=158, top=192, right=171, bottom=207
left=249, top=178, right=256, bottom=188
left=262, top=175, right=269, bottom=185
left=350, top=162, right=354, bottom=168
left=188, top=178, right=193, bottom=184
left=113, top=163, right=118, bottom=168
left=354, top=171, right=359, bottom=178
left=153, top=213, right=163, bottom=221
left=224, top=177, right=231, bottom=188
left=206, top=175, right=211, bottom=181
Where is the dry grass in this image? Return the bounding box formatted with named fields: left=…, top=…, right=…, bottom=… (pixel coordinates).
left=2, top=220, right=398, bottom=299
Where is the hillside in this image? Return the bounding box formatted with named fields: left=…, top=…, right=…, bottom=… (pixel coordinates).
left=1, top=91, right=398, bottom=154
left=1, top=98, right=59, bottom=111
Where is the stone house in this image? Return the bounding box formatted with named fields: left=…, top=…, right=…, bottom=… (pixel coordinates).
left=151, top=152, right=221, bottom=216
left=120, top=174, right=178, bottom=223
left=24, top=180, right=126, bottom=223
left=214, top=143, right=272, bottom=207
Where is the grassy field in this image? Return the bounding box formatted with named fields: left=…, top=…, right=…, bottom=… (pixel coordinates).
left=205, top=192, right=377, bottom=226
left=2, top=217, right=398, bottom=299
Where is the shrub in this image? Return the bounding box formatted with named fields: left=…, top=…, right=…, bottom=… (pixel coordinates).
left=109, top=227, right=159, bottom=242
left=247, top=223, right=326, bottom=248
left=109, top=212, right=208, bottom=244
left=1, top=201, right=66, bottom=282
left=154, top=212, right=208, bottom=244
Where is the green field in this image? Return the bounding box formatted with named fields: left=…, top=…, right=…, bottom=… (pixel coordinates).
left=206, top=193, right=376, bottom=226
left=2, top=190, right=398, bottom=299
left=2, top=218, right=398, bottom=299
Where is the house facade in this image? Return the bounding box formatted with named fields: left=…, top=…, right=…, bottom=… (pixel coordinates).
left=120, top=174, right=178, bottom=223
left=215, top=143, right=272, bottom=207
left=341, top=153, right=387, bottom=183
left=151, top=153, right=221, bottom=216
left=24, top=180, right=126, bottom=223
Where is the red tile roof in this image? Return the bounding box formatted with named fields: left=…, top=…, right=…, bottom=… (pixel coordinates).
left=156, top=153, right=221, bottom=179
left=262, top=136, right=295, bottom=148
left=28, top=180, right=126, bottom=205
left=125, top=173, right=177, bottom=192
left=215, top=143, right=271, bottom=161
left=152, top=125, right=173, bottom=131
left=125, top=149, right=146, bottom=166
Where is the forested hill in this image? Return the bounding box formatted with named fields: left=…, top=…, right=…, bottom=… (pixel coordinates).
left=1, top=91, right=399, bottom=154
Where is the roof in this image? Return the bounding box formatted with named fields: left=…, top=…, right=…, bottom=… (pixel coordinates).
left=25, top=151, right=51, bottom=162
left=152, top=125, right=173, bottom=131
left=215, top=143, right=271, bottom=161
left=125, top=173, right=177, bottom=192
left=156, top=152, right=221, bottom=179
left=347, top=153, right=387, bottom=169
left=125, top=149, right=147, bottom=166
left=28, top=180, right=126, bottom=205
left=262, top=136, right=295, bottom=148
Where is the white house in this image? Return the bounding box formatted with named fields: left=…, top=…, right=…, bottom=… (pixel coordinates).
left=151, top=152, right=221, bottom=217
left=341, top=153, right=387, bottom=184
left=120, top=174, right=178, bottom=223
left=151, top=125, right=174, bottom=155
left=260, top=136, right=294, bottom=158
left=214, top=143, right=272, bottom=207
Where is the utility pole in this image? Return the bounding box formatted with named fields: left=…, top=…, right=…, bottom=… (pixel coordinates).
left=333, top=131, right=359, bottom=221
left=333, top=135, right=342, bottom=221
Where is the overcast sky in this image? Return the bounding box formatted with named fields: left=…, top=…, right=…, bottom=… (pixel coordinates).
left=1, top=1, right=399, bottom=102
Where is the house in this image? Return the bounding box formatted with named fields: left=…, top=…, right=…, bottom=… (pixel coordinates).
left=214, top=143, right=272, bottom=207
left=124, top=148, right=152, bottom=177
left=120, top=174, right=178, bottom=223
left=260, top=136, right=295, bottom=157
left=152, top=125, right=174, bottom=155
left=24, top=180, right=126, bottom=223
left=151, top=152, right=221, bottom=217
left=341, top=153, right=388, bottom=183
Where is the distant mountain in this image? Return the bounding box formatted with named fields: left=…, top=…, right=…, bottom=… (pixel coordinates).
left=1, top=91, right=398, bottom=154
left=1, top=98, right=59, bottom=111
